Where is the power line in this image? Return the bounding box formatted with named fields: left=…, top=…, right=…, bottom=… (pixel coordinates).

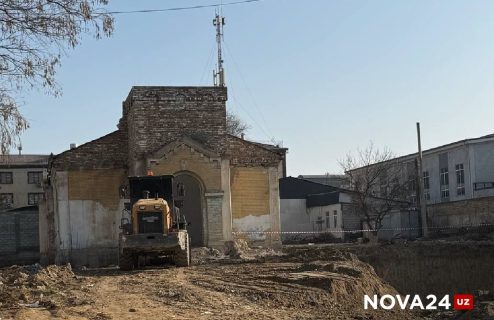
left=107, top=0, right=261, bottom=15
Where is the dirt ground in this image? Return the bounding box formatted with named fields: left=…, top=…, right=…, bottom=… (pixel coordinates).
left=0, top=242, right=492, bottom=320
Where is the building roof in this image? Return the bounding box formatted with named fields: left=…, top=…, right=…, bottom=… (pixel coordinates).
left=0, top=154, right=49, bottom=168
left=225, top=134, right=285, bottom=167
left=297, top=174, right=349, bottom=188
left=52, top=130, right=128, bottom=170
left=347, top=132, right=494, bottom=173
left=279, top=176, right=341, bottom=199
left=306, top=191, right=341, bottom=207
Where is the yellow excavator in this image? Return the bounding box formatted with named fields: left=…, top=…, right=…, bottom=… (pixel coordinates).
left=118, top=175, right=190, bottom=270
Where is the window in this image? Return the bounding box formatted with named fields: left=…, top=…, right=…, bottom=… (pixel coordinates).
left=0, top=193, right=13, bottom=208
left=408, top=175, right=416, bottom=192
left=28, top=171, right=43, bottom=185
left=325, top=211, right=330, bottom=228
left=440, top=168, right=449, bottom=199
left=424, top=190, right=431, bottom=201
left=422, top=171, right=431, bottom=201
left=28, top=193, right=44, bottom=205
left=315, top=216, right=323, bottom=231
left=474, top=182, right=494, bottom=191
left=455, top=164, right=465, bottom=196
left=440, top=168, right=449, bottom=185
left=423, top=171, right=430, bottom=190
left=333, top=210, right=338, bottom=228
left=0, top=172, right=13, bottom=184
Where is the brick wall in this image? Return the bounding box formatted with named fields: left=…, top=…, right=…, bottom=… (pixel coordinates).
left=226, top=135, right=282, bottom=167
left=52, top=130, right=128, bottom=170
left=206, top=194, right=224, bottom=246
left=123, top=87, right=227, bottom=162
left=428, top=196, right=494, bottom=226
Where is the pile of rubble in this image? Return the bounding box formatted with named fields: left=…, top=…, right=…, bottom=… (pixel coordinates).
left=0, top=263, right=76, bottom=311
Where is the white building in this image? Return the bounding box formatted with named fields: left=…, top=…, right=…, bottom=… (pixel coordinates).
left=0, top=155, right=49, bottom=210
left=347, top=133, right=494, bottom=228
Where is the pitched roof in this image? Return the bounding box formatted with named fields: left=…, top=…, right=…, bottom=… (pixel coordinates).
left=279, top=176, right=341, bottom=199
left=225, top=134, right=285, bottom=167
left=52, top=130, right=128, bottom=170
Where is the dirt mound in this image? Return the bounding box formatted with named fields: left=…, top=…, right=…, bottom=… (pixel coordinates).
left=0, top=264, right=77, bottom=310
left=191, top=247, right=224, bottom=264
left=224, top=239, right=284, bottom=260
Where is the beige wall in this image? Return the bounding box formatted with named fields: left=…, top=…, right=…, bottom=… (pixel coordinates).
left=150, top=147, right=221, bottom=192
left=230, top=167, right=270, bottom=219
left=0, top=168, right=46, bottom=209
left=68, top=169, right=127, bottom=211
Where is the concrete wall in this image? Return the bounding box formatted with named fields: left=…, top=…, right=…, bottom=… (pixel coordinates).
left=280, top=199, right=310, bottom=234
left=378, top=210, right=420, bottom=240
left=306, top=204, right=343, bottom=239
left=0, top=209, right=39, bottom=266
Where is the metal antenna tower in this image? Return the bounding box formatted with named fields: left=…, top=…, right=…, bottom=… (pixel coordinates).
left=213, top=8, right=225, bottom=86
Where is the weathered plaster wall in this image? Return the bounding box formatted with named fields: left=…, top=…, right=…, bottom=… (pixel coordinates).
left=51, top=169, right=126, bottom=267
left=231, top=167, right=269, bottom=219
left=231, top=166, right=282, bottom=245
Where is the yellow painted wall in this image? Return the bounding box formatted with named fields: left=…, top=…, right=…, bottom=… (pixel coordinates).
left=68, top=169, right=126, bottom=210
left=151, top=147, right=221, bottom=191
left=231, top=167, right=269, bottom=219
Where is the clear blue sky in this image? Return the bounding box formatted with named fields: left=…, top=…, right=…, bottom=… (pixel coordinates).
left=19, top=0, right=494, bottom=176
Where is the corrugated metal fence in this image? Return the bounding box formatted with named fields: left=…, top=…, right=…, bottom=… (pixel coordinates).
left=0, top=207, right=39, bottom=267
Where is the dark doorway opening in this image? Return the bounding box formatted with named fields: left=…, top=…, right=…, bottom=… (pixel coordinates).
left=175, top=173, right=204, bottom=246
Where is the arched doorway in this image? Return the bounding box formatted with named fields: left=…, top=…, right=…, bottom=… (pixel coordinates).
left=174, top=173, right=204, bottom=247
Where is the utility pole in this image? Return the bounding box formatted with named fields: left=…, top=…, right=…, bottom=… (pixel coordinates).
left=213, top=9, right=226, bottom=87
left=416, top=122, right=428, bottom=237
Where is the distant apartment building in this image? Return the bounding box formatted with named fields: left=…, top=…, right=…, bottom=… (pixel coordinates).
left=0, top=155, right=49, bottom=210
left=347, top=133, right=494, bottom=227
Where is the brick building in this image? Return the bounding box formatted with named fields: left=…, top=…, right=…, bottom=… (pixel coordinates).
left=40, top=86, right=286, bottom=267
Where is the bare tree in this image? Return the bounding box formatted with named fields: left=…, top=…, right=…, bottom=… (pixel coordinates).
left=340, top=143, right=409, bottom=233
left=226, top=110, right=250, bottom=137
left=0, top=0, right=113, bottom=154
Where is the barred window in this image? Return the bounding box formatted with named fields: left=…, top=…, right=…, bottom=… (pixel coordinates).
left=28, top=172, right=43, bottom=184
left=0, top=193, right=13, bottom=208
left=0, top=172, right=13, bottom=184
left=28, top=193, right=44, bottom=205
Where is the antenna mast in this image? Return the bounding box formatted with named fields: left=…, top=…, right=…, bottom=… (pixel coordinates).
left=213, top=8, right=226, bottom=86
